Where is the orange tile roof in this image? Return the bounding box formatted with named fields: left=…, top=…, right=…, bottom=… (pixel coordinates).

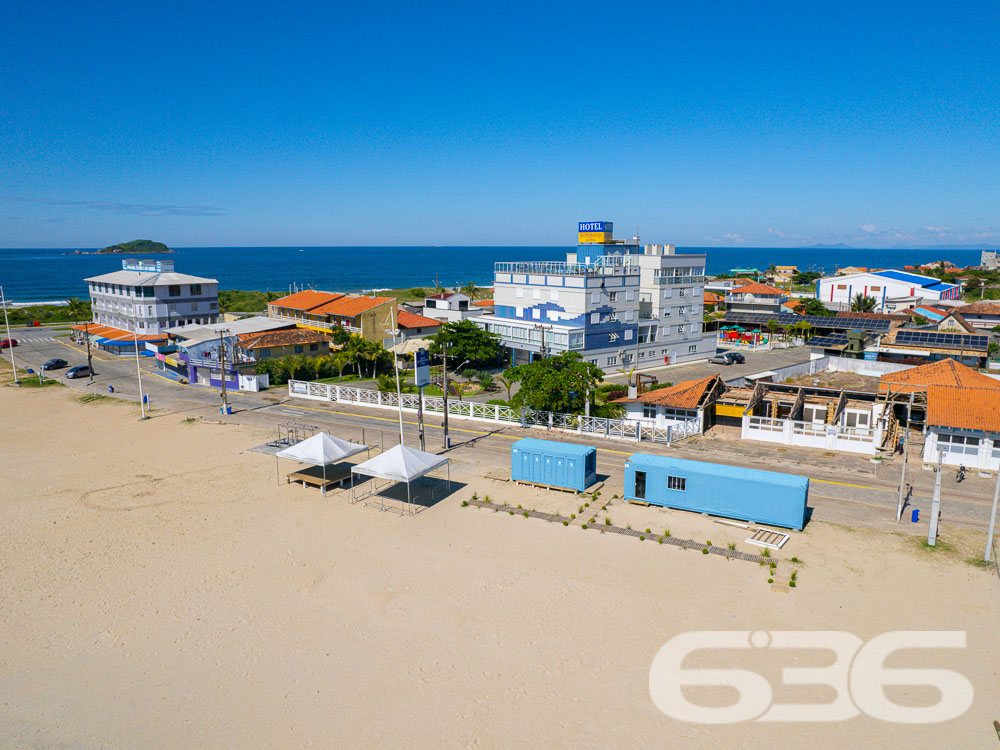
left=313, top=295, right=393, bottom=318
left=237, top=329, right=331, bottom=349
left=878, top=359, right=1000, bottom=394
left=72, top=323, right=165, bottom=341
left=269, top=290, right=342, bottom=311
left=472, top=299, right=495, bottom=306
left=616, top=374, right=721, bottom=408
left=728, top=282, right=788, bottom=296
left=927, top=385, right=1000, bottom=433
left=396, top=309, right=441, bottom=328
left=704, top=292, right=724, bottom=304
left=956, top=301, right=1000, bottom=316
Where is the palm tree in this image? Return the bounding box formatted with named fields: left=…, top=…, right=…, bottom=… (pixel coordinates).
left=375, top=373, right=396, bottom=393
left=345, top=335, right=365, bottom=378
left=497, top=373, right=516, bottom=401
left=330, top=351, right=351, bottom=381
left=461, top=281, right=480, bottom=300
left=617, top=365, right=637, bottom=387
left=310, top=355, right=328, bottom=381
left=66, top=297, right=87, bottom=326
left=476, top=371, right=495, bottom=392
left=851, top=293, right=876, bottom=313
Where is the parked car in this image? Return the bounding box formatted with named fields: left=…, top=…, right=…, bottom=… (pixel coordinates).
left=25, top=321, right=40, bottom=327
left=725, top=351, right=745, bottom=364
left=42, top=358, right=68, bottom=370
left=65, top=365, right=92, bottom=379
left=0, top=338, right=17, bottom=348
left=709, top=353, right=733, bottom=365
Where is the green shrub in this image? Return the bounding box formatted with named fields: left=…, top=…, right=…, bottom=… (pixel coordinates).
left=762, top=548, right=771, bottom=558
left=471, top=492, right=478, bottom=501
left=706, top=540, right=712, bottom=546
left=461, top=500, right=468, bottom=507
left=562, top=520, right=569, bottom=526
left=701, top=548, right=709, bottom=555
left=582, top=524, right=588, bottom=529
left=639, top=535, right=645, bottom=541
left=727, top=542, right=736, bottom=550
left=517, top=504, right=522, bottom=509
left=604, top=517, right=611, bottom=526
left=601, top=505, right=606, bottom=511
left=484, top=495, right=490, bottom=503
left=789, top=581, right=796, bottom=588
left=509, top=510, right=514, bottom=515
left=768, top=578, right=774, bottom=584
left=523, top=512, right=529, bottom=518
left=791, top=556, right=801, bottom=564
left=612, top=494, right=618, bottom=499
left=664, top=529, right=671, bottom=537
left=790, top=570, right=798, bottom=581
left=570, top=514, right=576, bottom=519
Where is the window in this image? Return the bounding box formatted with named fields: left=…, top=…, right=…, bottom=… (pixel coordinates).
left=870, top=286, right=881, bottom=292
left=532, top=308, right=540, bottom=319
left=606, top=356, right=617, bottom=365
left=168, top=285, right=181, bottom=297
left=624, top=329, right=633, bottom=341
left=688, top=344, right=697, bottom=353
left=190, top=284, right=202, bottom=296
left=210, top=302, right=218, bottom=310
left=591, top=313, right=600, bottom=324
left=642, top=404, right=656, bottom=419
left=667, top=475, right=686, bottom=491
left=679, top=289, right=686, bottom=297
left=802, top=405, right=827, bottom=424
left=516, top=287, right=524, bottom=298
left=837, top=284, right=847, bottom=290
left=147, top=306, right=153, bottom=315
left=309, top=343, right=318, bottom=351
left=608, top=291, right=618, bottom=302
left=259, top=348, right=271, bottom=358
left=191, top=302, right=199, bottom=311
left=676, top=326, right=684, bottom=335
left=588, top=359, right=598, bottom=365
left=634, top=470, right=647, bottom=499
left=938, top=433, right=980, bottom=456
left=294, top=345, right=304, bottom=353
left=843, top=411, right=870, bottom=428
left=638, top=351, right=645, bottom=359
left=532, top=288, right=541, bottom=299
left=141, top=285, right=154, bottom=297
left=591, top=292, right=600, bottom=303
left=626, top=290, right=634, bottom=301
left=550, top=290, right=559, bottom=301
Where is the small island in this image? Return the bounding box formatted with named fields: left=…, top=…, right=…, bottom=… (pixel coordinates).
left=97, top=239, right=172, bottom=254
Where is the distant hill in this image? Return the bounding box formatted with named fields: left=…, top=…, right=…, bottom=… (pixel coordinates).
left=98, top=239, right=172, bottom=254
left=800, top=243, right=854, bottom=249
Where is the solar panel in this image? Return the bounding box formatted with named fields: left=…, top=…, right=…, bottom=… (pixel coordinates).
left=893, top=330, right=989, bottom=351
left=722, top=311, right=890, bottom=332
left=807, top=334, right=849, bottom=348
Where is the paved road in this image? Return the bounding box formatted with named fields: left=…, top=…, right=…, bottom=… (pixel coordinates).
left=602, top=346, right=812, bottom=385
left=7, top=329, right=998, bottom=538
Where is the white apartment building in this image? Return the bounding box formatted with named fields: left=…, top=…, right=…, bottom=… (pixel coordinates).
left=85, top=259, right=220, bottom=334
left=480, top=224, right=715, bottom=372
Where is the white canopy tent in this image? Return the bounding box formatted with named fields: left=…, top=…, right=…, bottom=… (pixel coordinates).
left=351, top=444, right=451, bottom=515
left=275, top=432, right=369, bottom=495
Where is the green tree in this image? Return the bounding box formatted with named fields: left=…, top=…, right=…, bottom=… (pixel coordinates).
left=496, top=373, right=516, bottom=401
left=851, top=293, right=877, bottom=312
left=375, top=373, right=396, bottom=393
left=310, top=355, right=328, bottom=381
left=66, top=297, right=87, bottom=325
left=798, top=298, right=835, bottom=316
left=476, top=371, right=495, bottom=391
left=430, top=320, right=502, bottom=367
left=330, top=351, right=351, bottom=381
left=345, top=335, right=365, bottom=377
left=507, top=352, right=604, bottom=414
left=460, top=281, right=481, bottom=300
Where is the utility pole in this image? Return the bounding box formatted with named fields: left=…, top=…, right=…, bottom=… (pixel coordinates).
left=0, top=286, right=19, bottom=385
left=928, top=450, right=943, bottom=546
left=895, top=391, right=915, bottom=522
left=533, top=323, right=552, bottom=359
left=387, top=307, right=405, bottom=447
left=131, top=309, right=148, bottom=420
left=218, top=329, right=230, bottom=416
left=441, top=343, right=450, bottom=449
left=85, top=320, right=94, bottom=384
left=985, top=466, right=1000, bottom=563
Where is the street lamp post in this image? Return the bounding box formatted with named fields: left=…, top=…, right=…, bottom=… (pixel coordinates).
left=218, top=328, right=232, bottom=415
left=0, top=286, right=19, bottom=385
left=131, top=308, right=148, bottom=419
left=386, top=308, right=405, bottom=447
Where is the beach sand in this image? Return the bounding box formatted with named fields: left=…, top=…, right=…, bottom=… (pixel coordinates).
left=2, top=383, right=999, bottom=748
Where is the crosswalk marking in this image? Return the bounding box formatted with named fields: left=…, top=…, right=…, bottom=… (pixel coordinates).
left=15, top=336, right=59, bottom=343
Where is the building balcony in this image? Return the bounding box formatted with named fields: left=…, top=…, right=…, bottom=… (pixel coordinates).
left=495, top=257, right=639, bottom=278
left=653, top=275, right=706, bottom=285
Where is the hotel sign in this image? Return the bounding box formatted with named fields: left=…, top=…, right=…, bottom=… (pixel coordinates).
left=414, top=348, right=431, bottom=387
left=578, top=221, right=612, bottom=233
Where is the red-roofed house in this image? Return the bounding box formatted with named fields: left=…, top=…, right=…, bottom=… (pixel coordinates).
left=267, top=290, right=397, bottom=341
left=422, top=291, right=487, bottom=322
left=388, top=309, right=442, bottom=346
left=615, top=375, right=725, bottom=431
left=724, top=282, right=789, bottom=314
left=923, top=384, right=1000, bottom=471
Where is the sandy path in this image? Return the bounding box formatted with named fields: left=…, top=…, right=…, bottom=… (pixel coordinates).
left=1, top=384, right=999, bottom=748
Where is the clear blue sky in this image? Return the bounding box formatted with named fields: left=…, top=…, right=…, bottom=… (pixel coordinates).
left=1, top=0, right=997, bottom=248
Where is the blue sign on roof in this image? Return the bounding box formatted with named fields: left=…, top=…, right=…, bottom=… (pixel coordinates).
left=874, top=269, right=948, bottom=287
left=578, top=221, right=612, bottom=233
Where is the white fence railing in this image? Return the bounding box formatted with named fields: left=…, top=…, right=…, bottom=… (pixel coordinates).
left=287, top=381, right=703, bottom=445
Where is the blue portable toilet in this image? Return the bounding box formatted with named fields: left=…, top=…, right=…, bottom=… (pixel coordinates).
left=623, top=454, right=808, bottom=530
left=511, top=438, right=597, bottom=492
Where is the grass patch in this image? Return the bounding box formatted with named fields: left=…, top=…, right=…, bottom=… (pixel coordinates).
left=18, top=376, right=63, bottom=388
left=964, top=557, right=992, bottom=569
left=77, top=393, right=111, bottom=404
left=918, top=538, right=954, bottom=553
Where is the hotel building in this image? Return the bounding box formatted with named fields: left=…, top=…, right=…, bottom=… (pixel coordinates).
left=479, top=222, right=715, bottom=372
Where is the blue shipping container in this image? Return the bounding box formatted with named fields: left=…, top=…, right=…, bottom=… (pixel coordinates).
left=511, top=438, right=597, bottom=492
left=623, top=454, right=808, bottom=530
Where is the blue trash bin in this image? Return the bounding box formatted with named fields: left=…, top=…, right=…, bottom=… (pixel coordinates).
left=911, top=508, right=920, bottom=523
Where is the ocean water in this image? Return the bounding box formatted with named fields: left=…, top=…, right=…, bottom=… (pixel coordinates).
left=0, top=245, right=986, bottom=304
